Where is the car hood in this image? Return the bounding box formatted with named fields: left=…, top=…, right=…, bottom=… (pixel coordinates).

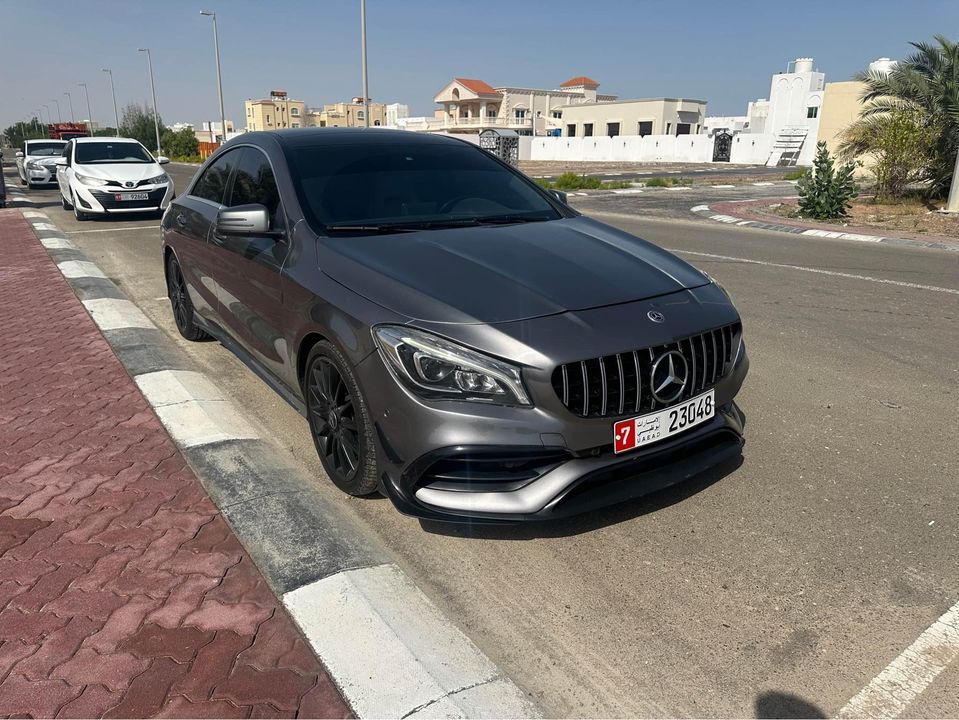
left=73, top=163, right=162, bottom=182
left=317, top=216, right=710, bottom=324
left=25, top=155, right=61, bottom=165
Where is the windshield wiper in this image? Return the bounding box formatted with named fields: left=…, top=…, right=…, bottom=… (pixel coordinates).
left=325, top=224, right=421, bottom=234
left=472, top=215, right=551, bottom=225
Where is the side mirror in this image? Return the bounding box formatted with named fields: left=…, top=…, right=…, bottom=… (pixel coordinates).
left=156, top=156, right=170, bottom=165
left=16, top=151, right=24, bottom=158
left=215, top=204, right=283, bottom=239
left=549, top=189, right=568, bottom=205
left=54, top=157, right=68, bottom=166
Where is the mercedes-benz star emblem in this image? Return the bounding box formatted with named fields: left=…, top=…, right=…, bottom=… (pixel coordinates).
left=650, top=350, right=689, bottom=404
left=647, top=310, right=665, bottom=323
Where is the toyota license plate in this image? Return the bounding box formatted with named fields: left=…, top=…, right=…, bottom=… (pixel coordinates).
left=116, top=192, right=149, bottom=201
left=613, top=389, right=715, bottom=454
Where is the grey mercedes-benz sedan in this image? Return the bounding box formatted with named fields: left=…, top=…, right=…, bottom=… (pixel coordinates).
left=161, top=128, right=748, bottom=522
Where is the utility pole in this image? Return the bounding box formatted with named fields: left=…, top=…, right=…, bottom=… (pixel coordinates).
left=201, top=11, right=227, bottom=144
left=138, top=48, right=163, bottom=154
left=945, top=151, right=959, bottom=212
left=360, top=0, right=369, bottom=128
left=51, top=99, right=62, bottom=123
left=79, top=83, right=94, bottom=130
left=41, top=105, right=50, bottom=125
left=64, top=92, right=75, bottom=122
left=102, top=68, right=120, bottom=132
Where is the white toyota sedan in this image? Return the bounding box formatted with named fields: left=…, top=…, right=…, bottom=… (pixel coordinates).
left=16, top=139, right=67, bottom=187
left=56, top=136, right=173, bottom=220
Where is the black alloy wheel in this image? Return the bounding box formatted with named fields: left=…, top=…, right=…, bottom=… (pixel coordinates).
left=305, top=342, right=378, bottom=496
left=166, top=254, right=209, bottom=341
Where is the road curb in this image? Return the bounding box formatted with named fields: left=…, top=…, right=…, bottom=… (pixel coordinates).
left=689, top=202, right=959, bottom=252
left=5, top=191, right=541, bottom=719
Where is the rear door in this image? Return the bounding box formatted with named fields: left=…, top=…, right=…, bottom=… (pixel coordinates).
left=213, top=146, right=294, bottom=387
left=163, top=149, right=241, bottom=323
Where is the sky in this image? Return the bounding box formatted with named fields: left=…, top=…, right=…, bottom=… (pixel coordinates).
left=2, top=0, right=957, bottom=131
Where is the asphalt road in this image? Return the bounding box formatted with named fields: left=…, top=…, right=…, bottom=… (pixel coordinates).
left=8, top=162, right=959, bottom=717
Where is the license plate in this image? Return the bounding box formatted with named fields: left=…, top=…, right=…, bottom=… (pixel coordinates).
left=116, top=192, right=149, bottom=201
left=613, top=389, right=714, bottom=454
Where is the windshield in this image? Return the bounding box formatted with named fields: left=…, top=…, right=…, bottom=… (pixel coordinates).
left=26, top=142, right=65, bottom=157
left=286, top=142, right=561, bottom=231
left=74, top=141, right=154, bottom=165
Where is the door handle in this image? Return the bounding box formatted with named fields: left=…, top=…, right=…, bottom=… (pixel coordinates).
left=176, top=214, right=187, bottom=227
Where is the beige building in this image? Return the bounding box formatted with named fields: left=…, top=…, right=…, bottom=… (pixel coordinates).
left=305, top=98, right=387, bottom=128
left=244, top=90, right=306, bottom=131
left=560, top=98, right=707, bottom=138
left=817, top=80, right=866, bottom=156
left=406, top=76, right=617, bottom=135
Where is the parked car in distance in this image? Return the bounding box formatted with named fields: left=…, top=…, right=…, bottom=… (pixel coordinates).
left=161, top=129, right=749, bottom=522
left=56, top=136, right=172, bottom=220
left=0, top=149, right=7, bottom=208
left=16, top=139, right=67, bottom=188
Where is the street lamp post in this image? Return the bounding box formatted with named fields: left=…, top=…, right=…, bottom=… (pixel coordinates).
left=360, top=0, right=369, bottom=128
left=102, top=68, right=120, bottom=133
left=138, top=48, right=162, bottom=154
left=200, top=11, right=227, bottom=144
left=945, top=152, right=959, bottom=212
left=79, top=83, right=94, bottom=130
left=41, top=105, right=50, bottom=125
left=64, top=92, right=75, bottom=122
left=51, top=99, right=62, bottom=123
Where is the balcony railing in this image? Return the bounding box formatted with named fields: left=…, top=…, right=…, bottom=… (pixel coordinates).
left=403, top=116, right=533, bottom=131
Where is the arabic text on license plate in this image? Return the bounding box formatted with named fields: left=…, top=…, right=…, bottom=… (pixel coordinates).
left=613, top=389, right=714, bottom=454
left=116, top=192, right=149, bottom=201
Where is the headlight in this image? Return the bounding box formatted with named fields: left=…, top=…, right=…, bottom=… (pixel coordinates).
left=373, top=325, right=531, bottom=406
left=76, top=173, right=108, bottom=187
left=702, top=271, right=731, bottom=299
left=145, top=173, right=169, bottom=185
left=26, top=161, right=42, bottom=170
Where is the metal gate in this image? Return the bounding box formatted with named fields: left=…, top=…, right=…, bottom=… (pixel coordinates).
left=712, top=131, right=733, bottom=162
left=479, top=128, right=520, bottom=166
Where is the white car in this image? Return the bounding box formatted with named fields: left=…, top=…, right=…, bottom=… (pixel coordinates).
left=56, top=136, right=173, bottom=220
left=16, top=139, right=67, bottom=188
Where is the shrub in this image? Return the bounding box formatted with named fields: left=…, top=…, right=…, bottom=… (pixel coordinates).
left=553, top=172, right=603, bottom=190
left=783, top=169, right=807, bottom=181
left=796, top=142, right=859, bottom=220
left=644, top=177, right=692, bottom=188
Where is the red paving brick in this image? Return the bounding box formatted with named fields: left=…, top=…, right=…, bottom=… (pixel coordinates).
left=0, top=209, right=352, bottom=717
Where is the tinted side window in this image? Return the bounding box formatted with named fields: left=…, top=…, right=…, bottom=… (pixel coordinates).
left=192, top=149, right=240, bottom=204
left=229, top=148, right=281, bottom=228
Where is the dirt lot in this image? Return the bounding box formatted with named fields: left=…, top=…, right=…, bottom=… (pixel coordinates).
left=519, top=160, right=793, bottom=184
left=768, top=198, right=959, bottom=238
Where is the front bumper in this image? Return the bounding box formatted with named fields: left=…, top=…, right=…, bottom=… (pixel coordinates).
left=26, top=166, right=58, bottom=184
left=359, top=341, right=749, bottom=523
left=72, top=182, right=173, bottom=214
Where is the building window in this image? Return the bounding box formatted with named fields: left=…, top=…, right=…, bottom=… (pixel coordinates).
left=675, top=123, right=691, bottom=135
left=807, top=106, right=819, bottom=118
left=606, top=122, right=620, bottom=137
left=514, top=109, right=527, bottom=119
left=291, top=107, right=299, bottom=116
left=357, top=110, right=365, bottom=120
left=583, top=123, right=593, bottom=137
left=292, top=123, right=299, bottom=128
left=373, top=120, right=381, bottom=126
left=487, top=108, right=497, bottom=118
left=552, top=111, right=562, bottom=119
left=638, top=121, right=653, bottom=137
left=266, top=114, right=271, bottom=124
left=567, top=124, right=576, bottom=137
left=665, top=122, right=671, bottom=135
left=320, top=121, right=326, bottom=127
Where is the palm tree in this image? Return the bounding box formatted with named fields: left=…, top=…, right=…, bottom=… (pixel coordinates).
left=839, top=35, right=959, bottom=197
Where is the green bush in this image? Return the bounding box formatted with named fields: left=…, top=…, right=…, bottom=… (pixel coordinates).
left=644, top=176, right=692, bottom=188
left=160, top=127, right=199, bottom=159
left=553, top=172, right=603, bottom=190
left=783, top=169, right=807, bottom=181
left=796, top=142, right=859, bottom=220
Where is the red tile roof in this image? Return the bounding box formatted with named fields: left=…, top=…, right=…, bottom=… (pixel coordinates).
left=560, top=76, right=600, bottom=88
left=454, top=78, right=501, bottom=96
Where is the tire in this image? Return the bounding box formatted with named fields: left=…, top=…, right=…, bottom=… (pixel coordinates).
left=304, top=341, right=379, bottom=496
left=61, top=192, right=72, bottom=210
left=166, top=254, right=210, bottom=341
left=19, top=176, right=26, bottom=186
left=72, top=192, right=90, bottom=221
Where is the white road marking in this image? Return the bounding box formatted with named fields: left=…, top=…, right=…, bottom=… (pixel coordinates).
left=837, top=599, right=959, bottom=718
left=65, top=225, right=158, bottom=234
left=40, top=237, right=76, bottom=250
left=666, top=186, right=690, bottom=191
left=22, top=210, right=49, bottom=219
left=669, top=249, right=959, bottom=296
left=81, top=298, right=156, bottom=330
left=284, top=563, right=540, bottom=719
left=752, top=181, right=775, bottom=186
left=690, top=205, right=710, bottom=212
left=57, top=260, right=107, bottom=279
left=711, top=184, right=736, bottom=188
left=134, top=369, right=258, bottom=447
left=31, top=222, right=59, bottom=231
left=611, top=188, right=644, bottom=194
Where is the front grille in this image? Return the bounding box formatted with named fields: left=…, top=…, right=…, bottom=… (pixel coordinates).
left=552, top=322, right=741, bottom=418
left=90, top=188, right=165, bottom=210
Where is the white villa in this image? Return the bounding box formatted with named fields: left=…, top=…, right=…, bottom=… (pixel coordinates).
left=403, top=76, right=617, bottom=135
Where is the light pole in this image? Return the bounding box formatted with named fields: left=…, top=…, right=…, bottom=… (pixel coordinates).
left=360, top=0, right=369, bottom=128
left=64, top=91, right=75, bottom=122
left=51, top=99, right=62, bottom=123
left=200, top=10, right=227, bottom=144
left=79, top=83, right=94, bottom=130
left=102, top=68, right=120, bottom=133
left=945, top=152, right=959, bottom=212
left=41, top=104, right=50, bottom=125
left=138, top=48, right=162, bottom=154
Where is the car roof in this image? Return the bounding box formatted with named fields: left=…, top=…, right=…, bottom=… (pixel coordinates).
left=26, top=139, right=66, bottom=144
left=72, top=136, right=143, bottom=144
left=237, top=127, right=470, bottom=151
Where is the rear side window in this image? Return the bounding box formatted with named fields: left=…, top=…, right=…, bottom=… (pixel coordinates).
left=228, top=148, right=281, bottom=228
left=192, top=149, right=240, bottom=205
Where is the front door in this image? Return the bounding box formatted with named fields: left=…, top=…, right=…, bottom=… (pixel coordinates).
left=713, top=131, right=733, bottom=162
left=213, top=147, right=294, bottom=388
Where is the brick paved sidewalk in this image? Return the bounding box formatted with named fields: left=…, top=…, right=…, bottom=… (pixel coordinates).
left=0, top=210, right=351, bottom=718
